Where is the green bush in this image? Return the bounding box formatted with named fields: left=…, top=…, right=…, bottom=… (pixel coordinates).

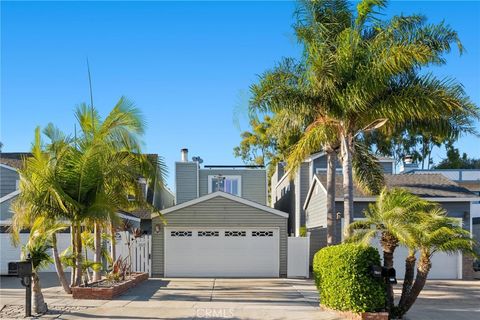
left=313, top=243, right=386, bottom=313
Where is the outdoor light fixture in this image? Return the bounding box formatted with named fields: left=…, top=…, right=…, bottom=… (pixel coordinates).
left=155, top=224, right=161, bottom=234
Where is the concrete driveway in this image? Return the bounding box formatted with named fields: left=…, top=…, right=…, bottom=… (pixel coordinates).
left=1, top=274, right=479, bottom=319
left=0, top=274, right=340, bottom=319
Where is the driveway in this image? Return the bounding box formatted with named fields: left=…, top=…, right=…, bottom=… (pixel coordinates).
left=0, top=274, right=340, bottom=319
left=1, top=274, right=479, bottom=319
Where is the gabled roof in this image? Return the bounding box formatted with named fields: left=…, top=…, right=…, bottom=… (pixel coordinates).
left=153, top=191, right=288, bottom=218
left=304, top=173, right=479, bottom=209
left=0, top=153, right=31, bottom=170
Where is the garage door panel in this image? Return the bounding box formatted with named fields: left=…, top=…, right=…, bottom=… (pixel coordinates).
left=165, top=228, right=279, bottom=277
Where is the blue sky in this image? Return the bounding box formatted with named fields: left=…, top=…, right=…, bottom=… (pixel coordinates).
left=2, top=1, right=479, bottom=189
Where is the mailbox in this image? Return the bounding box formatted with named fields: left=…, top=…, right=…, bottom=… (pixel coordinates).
left=369, top=265, right=383, bottom=279
left=8, top=261, right=32, bottom=277
left=369, top=265, right=397, bottom=284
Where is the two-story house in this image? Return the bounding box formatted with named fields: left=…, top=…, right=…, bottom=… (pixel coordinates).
left=271, top=151, right=395, bottom=236
left=151, top=148, right=289, bottom=278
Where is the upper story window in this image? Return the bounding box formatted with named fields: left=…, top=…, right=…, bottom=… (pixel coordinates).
left=208, top=175, right=242, bottom=197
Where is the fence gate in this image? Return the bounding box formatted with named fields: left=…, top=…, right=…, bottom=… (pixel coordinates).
left=115, top=232, right=152, bottom=276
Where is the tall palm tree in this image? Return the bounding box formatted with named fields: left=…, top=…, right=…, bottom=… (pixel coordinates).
left=251, top=0, right=479, bottom=238
left=63, top=97, right=166, bottom=284
left=12, top=127, right=76, bottom=294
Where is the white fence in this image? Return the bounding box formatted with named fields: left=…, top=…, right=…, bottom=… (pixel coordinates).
left=114, top=231, right=152, bottom=276
left=287, top=235, right=310, bottom=278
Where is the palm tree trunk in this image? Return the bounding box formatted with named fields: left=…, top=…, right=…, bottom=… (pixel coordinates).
left=326, top=149, right=336, bottom=245
left=110, top=223, right=116, bottom=264
left=70, top=225, right=77, bottom=287
left=93, top=222, right=102, bottom=282
left=398, top=252, right=432, bottom=317
left=51, top=233, right=72, bottom=294
left=341, top=134, right=354, bottom=239
left=399, top=254, right=416, bottom=308
left=32, top=273, right=48, bottom=314
left=75, top=223, right=83, bottom=286
left=381, top=231, right=398, bottom=311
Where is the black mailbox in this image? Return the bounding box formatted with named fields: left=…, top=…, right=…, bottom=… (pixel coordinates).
left=8, top=261, right=32, bottom=277
left=384, top=267, right=397, bottom=284
left=369, top=265, right=397, bottom=284
left=370, top=265, right=383, bottom=279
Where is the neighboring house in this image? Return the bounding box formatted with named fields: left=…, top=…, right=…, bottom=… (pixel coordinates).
left=151, top=148, right=288, bottom=277
left=304, top=173, right=479, bottom=280
left=0, top=152, right=170, bottom=274
left=271, top=151, right=395, bottom=236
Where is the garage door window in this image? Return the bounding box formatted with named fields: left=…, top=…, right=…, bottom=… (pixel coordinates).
left=198, top=231, right=219, bottom=237
left=171, top=231, right=192, bottom=237
left=252, top=231, right=274, bottom=237
left=225, top=231, right=246, bottom=237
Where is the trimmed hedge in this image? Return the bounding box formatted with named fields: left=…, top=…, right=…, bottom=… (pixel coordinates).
left=313, top=243, right=386, bottom=313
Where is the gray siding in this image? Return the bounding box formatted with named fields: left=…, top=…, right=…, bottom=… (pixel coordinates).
left=312, top=154, right=341, bottom=172
left=0, top=196, right=15, bottom=222
left=199, top=169, right=267, bottom=205
left=154, top=186, right=175, bottom=210
left=1, top=167, right=19, bottom=197
left=305, top=184, right=327, bottom=229
left=380, top=162, right=394, bottom=174
left=175, top=162, right=198, bottom=204
left=151, top=196, right=288, bottom=277
left=299, top=163, right=310, bottom=227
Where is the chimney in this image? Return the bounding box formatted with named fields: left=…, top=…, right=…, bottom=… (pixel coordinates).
left=181, top=148, right=188, bottom=162
left=400, top=155, right=418, bottom=173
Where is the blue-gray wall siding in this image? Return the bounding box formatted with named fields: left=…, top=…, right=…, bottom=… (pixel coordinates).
left=151, top=196, right=288, bottom=276
left=199, top=169, right=267, bottom=205
left=1, top=167, right=19, bottom=197
left=175, top=162, right=198, bottom=204
left=0, top=196, right=15, bottom=222
left=305, top=183, right=327, bottom=229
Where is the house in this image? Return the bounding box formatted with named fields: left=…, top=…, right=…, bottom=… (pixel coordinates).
left=303, top=173, right=479, bottom=279
left=151, top=148, right=288, bottom=277
left=0, top=152, right=171, bottom=274
left=271, top=151, right=395, bottom=236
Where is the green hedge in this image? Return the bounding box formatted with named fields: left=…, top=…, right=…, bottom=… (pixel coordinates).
left=313, top=243, right=386, bottom=313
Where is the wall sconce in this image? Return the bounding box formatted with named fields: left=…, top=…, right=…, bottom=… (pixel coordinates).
left=155, top=224, right=161, bottom=234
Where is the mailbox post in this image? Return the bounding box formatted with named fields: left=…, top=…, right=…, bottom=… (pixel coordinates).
left=8, top=259, right=33, bottom=317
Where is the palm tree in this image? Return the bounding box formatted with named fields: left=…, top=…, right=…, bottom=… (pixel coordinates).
left=395, top=207, right=477, bottom=317
left=12, top=127, right=76, bottom=294
left=348, top=188, right=477, bottom=317
left=251, top=0, right=479, bottom=239
left=69, top=98, right=166, bottom=282
left=300, top=0, right=478, bottom=236
left=20, top=217, right=67, bottom=314
left=347, top=188, right=431, bottom=311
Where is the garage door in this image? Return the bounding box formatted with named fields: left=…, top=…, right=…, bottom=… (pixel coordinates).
left=370, top=237, right=460, bottom=279
left=164, top=227, right=279, bottom=277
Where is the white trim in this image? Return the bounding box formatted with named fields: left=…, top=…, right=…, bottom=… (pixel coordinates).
left=117, top=212, right=141, bottom=223
left=303, top=175, right=327, bottom=210
left=207, top=175, right=242, bottom=197
left=0, top=190, right=20, bottom=203
left=0, top=163, right=18, bottom=172
left=153, top=191, right=289, bottom=218
left=335, top=196, right=480, bottom=202
left=196, top=163, right=199, bottom=198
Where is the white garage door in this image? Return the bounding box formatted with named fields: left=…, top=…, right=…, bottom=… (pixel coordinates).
left=370, top=238, right=460, bottom=279
left=164, top=227, right=279, bottom=277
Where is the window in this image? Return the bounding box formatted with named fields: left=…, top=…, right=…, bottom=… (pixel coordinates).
left=225, top=231, right=246, bottom=237
left=171, top=231, right=192, bottom=237
left=252, top=231, right=273, bottom=237
left=208, top=175, right=241, bottom=196
left=198, top=231, right=219, bottom=237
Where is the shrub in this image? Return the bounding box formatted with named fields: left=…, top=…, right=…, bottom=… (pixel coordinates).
left=313, top=243, right=386, bottom=313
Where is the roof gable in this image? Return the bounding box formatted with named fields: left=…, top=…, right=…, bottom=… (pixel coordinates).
left=155, top=191, right=288, bottom=218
